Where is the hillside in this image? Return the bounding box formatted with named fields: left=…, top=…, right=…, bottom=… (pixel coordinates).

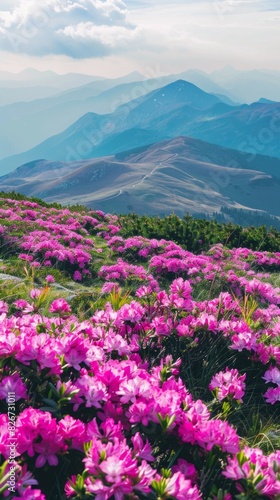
left=1, top=136, right=280, bottom=217
left=0, top=193, right=280, bottom=500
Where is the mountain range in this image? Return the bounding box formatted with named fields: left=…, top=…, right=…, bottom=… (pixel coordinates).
left=1, top=79, right=279, bottom=175
left=2, top=65, right=280, bottom=161
left=1, top=136, right=280, bottom=218
left=1, top=67, right=280, bottom=221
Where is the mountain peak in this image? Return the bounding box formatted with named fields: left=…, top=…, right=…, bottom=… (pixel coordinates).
left=257, top=97, right=277, bottom=104
left=165, top=79, right=198, bottom=89
left=18, top=68, right=58, bottom=79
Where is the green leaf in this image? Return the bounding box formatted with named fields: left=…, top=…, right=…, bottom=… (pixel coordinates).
left=42, top=398, right=58, bottom=408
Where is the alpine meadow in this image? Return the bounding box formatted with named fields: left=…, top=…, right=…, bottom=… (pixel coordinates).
left=0, top=1, right=280, bottom=499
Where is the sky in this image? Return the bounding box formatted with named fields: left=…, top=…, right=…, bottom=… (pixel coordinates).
left=0, top=0, right=279, bottom=77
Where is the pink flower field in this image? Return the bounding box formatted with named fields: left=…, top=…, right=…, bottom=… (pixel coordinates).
left=0, top=196, right=279, bottom=499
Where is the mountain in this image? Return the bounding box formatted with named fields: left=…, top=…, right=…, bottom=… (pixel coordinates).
left=258, top=98, right=277, bottom=104
left=0, top=70, right=145, bottom=107
left=0, top=69, right=103, bottom=107
left=174, top=69, right=239, bottom=103
left=0, top=68, right=104, bottom=90
left=0, top=74, right=171, bottom=159
left=0, top=78, right=158, bottom=159
left=2, top=65, right=280, bottom=158
left=210, top=66, right=280, bottom=103
left=119, top=80, right=221, bottom=127
left=0, top=85, right=65, bottom=107
left=146, top=100, right=280, bottom=159
left=1, top=78, right=280, bottom=174
left=0, top=69, right=238, bottom=159
left=0, top=80, right=225, bottom=172
left=1, top=136, right=280, bottom=218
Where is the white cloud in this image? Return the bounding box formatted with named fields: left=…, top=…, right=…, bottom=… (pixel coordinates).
left=56, top=22, right=141, bottom=57
left=0, top=0, right=135, bottom=57
left=0, top=0, right=279, bottom=72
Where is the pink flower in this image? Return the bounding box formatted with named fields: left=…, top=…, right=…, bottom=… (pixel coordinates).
left=49, top=298, right=71, bottom=315
left=58, top=416, right=86, bottom=450
left=209, top=367, right=246, bottom=402
left=154, top=471, right=202, bottom=500
left=84, top=479, right=113, bottom=499
left=230, top=331, right=257, bottom=352
left=196, top=419, right=240, bottom=454
left=60, top=334, right=89, bottom=370
left=30, top=261, right=41, bottom=268
left=117, top=301, right=145, bottom=324
left=14, top=299, right=34, bottom=313
left=0, top=300, right=8, bottom=314
left=19, top=253, right=34, bottom=262
left=131, top=433, right=154, bottom=462
left=153, top=389, right=182, bottom=423
left=0, top=414, right=10, bottom=458
left=15, top=408, right=65, bottom=463
left=223, top=447, right=280, bottom=497
left=84, top=439, right=138, bottom=497
left=127, top=400, right=154, bottom=426
left=103, top=334, right=131, bottom=357
left=76, top=375, right=107, bottom=408
left=117, top=376, right=151, bottom=404
left=45, top=275, right=55, bottom=283
left=87, top=418, right=123, bottom=442
left=178, top=417, right=197, bottom=445
left=0, top=373, right=28, bottom=401
left=14, top=487, right=46, bottom=500
left=264, top=386, right=280, bottom=404
left=263, top=366, right=280, bottom=386
left=65, top=476, right=78, bottom=498
left=101, top=282, right=120, bottom=294
left=170, top=278, right=192, bottom=299
left=151, top=316, right=172, bottom=336
left=172, top=459, right=197, bottom=482
left=30, top=289, right=41, bottom=300
left=16, top=464, right=39, bottom=495
left=73, top=270, right=82, bottom=281
left=134, top=460, right=156, bottom=493
left=100, top=455, right=130, bottom=483
left=34, top=440, right=62, bottom=467
left=185, top=400, right=210, bottom=425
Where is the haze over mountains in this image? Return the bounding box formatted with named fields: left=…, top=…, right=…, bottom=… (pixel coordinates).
left=0, top=68, right=237, bottom=160
left=0, top=66, right=280, bottom=221
left=1, top=78, right=280, bottom=176
left=1, top=66, right=280, bottom=160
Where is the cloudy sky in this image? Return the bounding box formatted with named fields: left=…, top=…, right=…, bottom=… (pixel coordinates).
left=0, top=0, right=279, bottom=76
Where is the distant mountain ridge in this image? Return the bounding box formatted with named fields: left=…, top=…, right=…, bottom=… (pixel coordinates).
left=0, top=79, right=223, bottom=172
left=1, top=78, right=280, bottom=174
left=1, top=136, right=280, bottom=218
left=0, top=74, right=232, bottom=159
left=2, top=65, right=280, bottom=160
left=210, top=66, right=280, bottom=103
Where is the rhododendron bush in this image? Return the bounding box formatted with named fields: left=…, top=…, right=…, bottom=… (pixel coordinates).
left=0, top=196, right=279, bottom=500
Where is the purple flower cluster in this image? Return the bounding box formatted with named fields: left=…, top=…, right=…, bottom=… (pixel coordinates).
left=0, top=198, right=114, bottom=281
left=0, top=198, right=279, bottom=499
